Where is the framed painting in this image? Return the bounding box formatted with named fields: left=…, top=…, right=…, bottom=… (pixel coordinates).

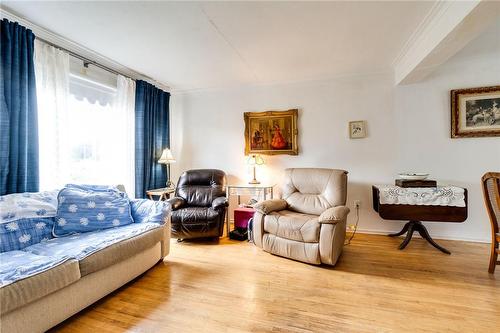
left=349, top=120, right=367, bottom=139
left=244, top=109, right=298, bottom=155
left=451, top=85, right=500, bottom=138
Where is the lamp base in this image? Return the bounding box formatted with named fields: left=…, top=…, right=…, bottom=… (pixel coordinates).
left=248, top=179, right=261, bottom=185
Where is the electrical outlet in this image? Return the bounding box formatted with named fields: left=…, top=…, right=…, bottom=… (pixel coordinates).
left=354, top=200, right=361, bottom=209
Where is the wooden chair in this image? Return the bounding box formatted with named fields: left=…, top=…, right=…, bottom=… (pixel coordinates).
left=482, top=172, right=500, bottom=274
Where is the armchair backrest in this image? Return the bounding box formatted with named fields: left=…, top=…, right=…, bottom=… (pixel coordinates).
left=282, top=168, right=348, bottom=215
left=175, top=169, right=226, bottom=207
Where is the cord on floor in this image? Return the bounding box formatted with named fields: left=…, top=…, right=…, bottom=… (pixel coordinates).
left=344, top=205, right=360, bottom=246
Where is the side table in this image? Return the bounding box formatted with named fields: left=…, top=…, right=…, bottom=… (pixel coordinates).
left=372, top=185, right=468, bottom=254
left=225, top=184, right=275, bottom=236
left=146, top=187, right=175, bottom=201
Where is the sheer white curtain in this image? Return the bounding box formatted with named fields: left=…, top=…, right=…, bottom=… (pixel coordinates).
left=34, top=40, right=70, bottom=191
left=114, top=76, right=136, bottom=197
left=34, top=41, right=136, bottom=195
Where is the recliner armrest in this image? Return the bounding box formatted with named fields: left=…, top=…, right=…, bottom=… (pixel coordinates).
left=166, top=197, right=186, bottom=211
left=254, top=199, right=288, bottom=214
left=212, top=196, right=228, bottom=210
left=318, top=206, right=350, bottom=224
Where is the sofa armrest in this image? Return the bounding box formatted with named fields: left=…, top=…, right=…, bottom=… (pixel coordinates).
left=166, top=197, right=185, bottom=210
left=319, top=206, right=350, bottom=224
left=253, top=199, right=288, bottom=214
left=212, top=196, right=228, bottom=210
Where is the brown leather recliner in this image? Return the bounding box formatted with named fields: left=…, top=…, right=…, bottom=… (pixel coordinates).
left=167, top=169, right=228, bottom=240
left=253, top=168, right=349, bottom=266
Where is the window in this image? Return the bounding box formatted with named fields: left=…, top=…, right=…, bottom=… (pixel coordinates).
left=67, top=74, right=121, bottom=185
left=36, top=49, right=135, bottom=195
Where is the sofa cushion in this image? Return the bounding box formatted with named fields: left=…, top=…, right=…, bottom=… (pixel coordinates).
left=0, top=217, right=54, bottom=252
left=24, top=222, right=163, bottom=262
left=0, top=251, right=71, bottom=287
left=264, top=210, right=320, bottom=243
left=78, top=226, right=164, bottom=276
left=172, top=207, right=220, bottom=224
left=0, top=255, right=79, bottom=314
left=54, top=186, right=133, bottom=236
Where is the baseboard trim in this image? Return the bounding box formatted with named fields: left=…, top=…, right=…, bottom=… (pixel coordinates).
left=233, top=219, right=490, bottom=243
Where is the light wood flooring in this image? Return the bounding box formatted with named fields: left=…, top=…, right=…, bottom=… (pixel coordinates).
left=51, top=234, right=499, bottom=333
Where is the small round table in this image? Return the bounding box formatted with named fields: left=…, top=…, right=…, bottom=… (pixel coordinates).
left=146, top=187, right=175, bottom=201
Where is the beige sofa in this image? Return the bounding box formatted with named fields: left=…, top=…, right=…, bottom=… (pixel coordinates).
left=253, top=168, right=349, bottom=266
left=0, top=219, right=170, bottom=333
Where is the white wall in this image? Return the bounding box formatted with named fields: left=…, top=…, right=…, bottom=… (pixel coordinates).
left=170, top=29, right=499, bottom=243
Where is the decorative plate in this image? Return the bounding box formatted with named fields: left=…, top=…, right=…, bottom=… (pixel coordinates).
left=398, top=173, right=430, bottom=180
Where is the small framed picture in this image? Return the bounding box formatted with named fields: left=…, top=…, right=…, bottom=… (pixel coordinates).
left=451, top=85, right=500, bottom=138
left=349, top=120, right=367, bottom=139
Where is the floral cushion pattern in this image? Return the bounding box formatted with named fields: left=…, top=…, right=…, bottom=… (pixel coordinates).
left=130, top=199, right=170, bottom=224
left=0, top=251, right=70, bottom=287
left=54, top=186, right=133, bottom=236
left=0, top=217, right=55, bottom=252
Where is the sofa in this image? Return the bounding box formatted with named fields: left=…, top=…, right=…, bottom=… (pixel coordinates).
left=0, top=189, right=171, bottom=333
left=168, top=169, right=228, bottom=240
left=253, top=168, right=349, bottom=266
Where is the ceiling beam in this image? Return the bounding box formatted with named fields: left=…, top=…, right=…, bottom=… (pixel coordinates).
left=394, top=0, right=500, bottom=85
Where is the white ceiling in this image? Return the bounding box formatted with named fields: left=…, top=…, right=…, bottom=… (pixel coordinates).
left=3, top=1, right=437, bottom=91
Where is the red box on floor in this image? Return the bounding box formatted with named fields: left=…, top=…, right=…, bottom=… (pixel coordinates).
left=234, top=207, right=255, bottom=228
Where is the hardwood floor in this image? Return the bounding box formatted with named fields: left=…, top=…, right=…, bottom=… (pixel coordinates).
left=51, top=234, right=499, bottom=333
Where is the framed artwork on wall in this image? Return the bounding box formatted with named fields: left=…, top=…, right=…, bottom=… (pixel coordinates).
left=349, top=120, right=367, bottom=139
left=244, top=109, right=298, bottom=155
left=451, top=85, right=500, bottom=138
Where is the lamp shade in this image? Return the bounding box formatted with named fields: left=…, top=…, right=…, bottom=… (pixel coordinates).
left=246, top=154, right=264, bottom=166
left=158, top=148, right=176, bottom=164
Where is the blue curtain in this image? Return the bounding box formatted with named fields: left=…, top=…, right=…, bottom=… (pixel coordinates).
left=0, top=19, right=39, bottom=195
left=135, top=80, right=170, bottom=198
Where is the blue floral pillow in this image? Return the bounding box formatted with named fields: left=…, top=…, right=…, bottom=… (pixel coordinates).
left=0, top=217, right=54, bottom=252
left=54, top=186, right=133, bottom=237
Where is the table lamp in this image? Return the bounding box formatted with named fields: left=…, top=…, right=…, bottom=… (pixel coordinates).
left=247, top=154, right=265, bottom=184
left=158, top=148, right=176, bottom=188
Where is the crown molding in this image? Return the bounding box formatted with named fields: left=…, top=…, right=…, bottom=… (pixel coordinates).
left=392, top=1, right=452, bottom=67
left=392, top=0, right=488, bottom=85
left=0, top=6, right=171, bottom=92
left=171, top=69, right=393, bottom=95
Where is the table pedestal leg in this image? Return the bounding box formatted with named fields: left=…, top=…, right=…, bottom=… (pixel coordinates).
left=388, top=221, right=451, bottom=254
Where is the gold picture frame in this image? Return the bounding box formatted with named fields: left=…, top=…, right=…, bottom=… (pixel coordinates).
left=349, top=120, right=367, bottom=139
left=451, top=85, right=500, bottom=138
left=244, top=109, right=298, bottom=155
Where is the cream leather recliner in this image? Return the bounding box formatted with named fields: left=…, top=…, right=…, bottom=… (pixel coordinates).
left=253, top=168, right=349, bottom=266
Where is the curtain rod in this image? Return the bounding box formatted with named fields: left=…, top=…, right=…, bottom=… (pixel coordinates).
left=37, top=36, right=135, bottom=82
left=1, top=7, right=170, bottom=91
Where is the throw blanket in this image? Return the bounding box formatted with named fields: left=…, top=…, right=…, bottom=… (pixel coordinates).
left=0, top=191, right=58, bottom=223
